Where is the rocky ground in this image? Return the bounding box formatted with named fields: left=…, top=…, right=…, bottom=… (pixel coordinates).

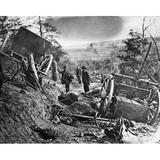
left=0, top=76, right=160, bottom=144
left=0, top=77, right=106, bottom=143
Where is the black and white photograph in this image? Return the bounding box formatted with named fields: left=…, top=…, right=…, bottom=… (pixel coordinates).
left=3, top=0, right=160, bottom=158
left=1, top=15, right=160, bottom=144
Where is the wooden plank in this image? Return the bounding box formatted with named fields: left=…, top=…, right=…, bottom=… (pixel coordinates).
left=116, top=96, right=143, bottom=107
left=11, top=27, right=52, bottom=61
left=71, top=113, right=114, bottom=122
left=115, top=95, right=149, bottom=123
left=29, top=54, right=39, bottom=81
left=0, top=50, right=27, bottom=62
left=0, top=49, right=50, bottom=78
left=0, top=32, right=11, bottom=51
left=44, top=54, right=53, bottom=75
left=113, top=73, right=159, bottom=87
left=115, top=83, right=150, bottom=99
left=116, top=83, right=150, bottom=93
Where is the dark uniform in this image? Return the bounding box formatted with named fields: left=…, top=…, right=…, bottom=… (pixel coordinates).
left=59, top=66, right=73, bottom=93
left=76, top=66, right=82, bottom=84
left=81, top=66, right=90, bottom=92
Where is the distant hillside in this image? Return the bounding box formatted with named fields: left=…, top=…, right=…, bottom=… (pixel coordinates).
left=65, top=37, right=160, bottom=62
left=65, top=39, right=124, bottom=61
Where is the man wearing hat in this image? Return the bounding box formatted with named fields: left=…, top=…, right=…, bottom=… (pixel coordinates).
left=59, top=65, right=73, bottom=93
left=76, top=66, right=82, bottom=84
left=81, top=66, right=90, bottom=92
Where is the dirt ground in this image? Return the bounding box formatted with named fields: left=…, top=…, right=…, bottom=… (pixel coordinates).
left=0, top=78, right=106, bottom=143
left=1, top=76, right=160, bottom=144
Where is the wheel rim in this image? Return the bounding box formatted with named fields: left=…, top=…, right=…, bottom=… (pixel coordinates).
left=39, top=54, right=53, bottom=75
left=99, top=75, right=114, bottom=116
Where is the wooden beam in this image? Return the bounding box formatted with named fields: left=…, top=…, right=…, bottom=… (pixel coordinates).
left=71, top=113, right=114, bottom=122
left=150, top=34, right=160, bottom=61
left=137, top=42, right=152, bottom=79
left=44, top=54, right=53, bottom=75
left=0, top=49, right=51, bottom=78
left=113, top=73, right=159, bottom=87
left=143, top=65, right=158, bottom=84
left=0, top=32, right=11, bottom=51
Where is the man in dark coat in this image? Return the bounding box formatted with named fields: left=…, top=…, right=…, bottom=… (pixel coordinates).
left=81, top=66, right=90, bottom=92
left=59, top=66, right=74, bottom=93
left=76, top=66, right=82, bottom=84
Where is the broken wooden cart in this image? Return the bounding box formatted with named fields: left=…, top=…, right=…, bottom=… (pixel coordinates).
left=97, top=41, right=160, bottom=125
left=99, top=73, right=160, bottom=125
left=71, top=42, right=160, bottom=126
left=0, top=27, right=54, bottom=91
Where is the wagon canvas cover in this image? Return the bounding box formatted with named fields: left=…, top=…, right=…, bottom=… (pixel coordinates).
left=10, top=27, right=52, bottom=62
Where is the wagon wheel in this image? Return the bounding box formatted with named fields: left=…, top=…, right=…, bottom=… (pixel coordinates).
left=38, top=54, right=53, bottom=75
left=99, top=75, right=115, bottom=117
left=146, top=86, right=160, bottom=125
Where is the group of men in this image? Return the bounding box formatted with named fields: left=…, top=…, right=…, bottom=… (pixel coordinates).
left=59, top=65, right=90, bottom=93
left=0, top=59, right=90, bottom=94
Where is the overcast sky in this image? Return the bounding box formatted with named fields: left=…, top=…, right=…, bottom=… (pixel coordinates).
left=51, top=16, right=160, bottom=47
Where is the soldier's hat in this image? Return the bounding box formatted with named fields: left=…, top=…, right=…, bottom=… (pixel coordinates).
left=81, top=66, right=86, bottom=69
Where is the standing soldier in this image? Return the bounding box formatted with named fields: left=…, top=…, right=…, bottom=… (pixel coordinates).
left=81, top=66, right=90, bottom=92
left=76, top=66, right=82, bottom=84
left=58, top=66, right=74, bottom=93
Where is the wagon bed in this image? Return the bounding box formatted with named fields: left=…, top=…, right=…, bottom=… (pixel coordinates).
left=100, top=73, right=160, bottom=125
